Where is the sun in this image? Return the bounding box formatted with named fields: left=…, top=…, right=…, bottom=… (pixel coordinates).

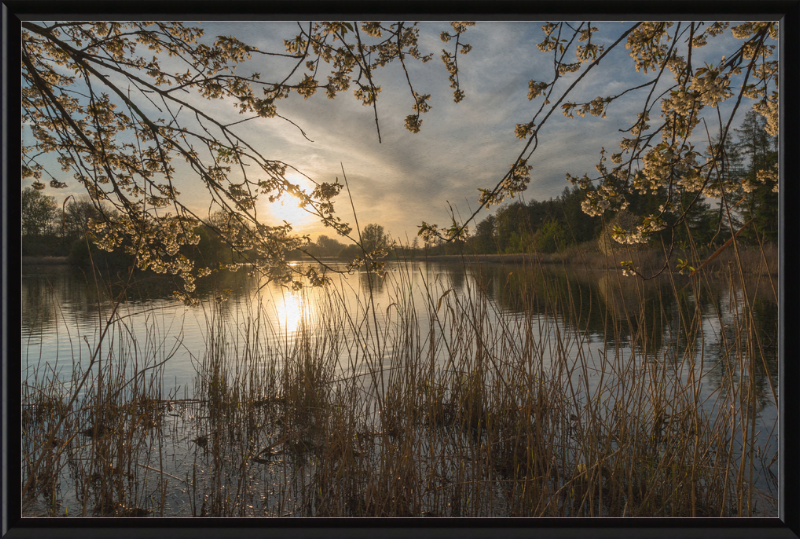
left=262, top=176, right=317, bottom=229
left=266, top=195, right=308, bottom=224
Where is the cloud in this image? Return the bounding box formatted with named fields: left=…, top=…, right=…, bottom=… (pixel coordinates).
left=21, top=20, right=776, bottom=241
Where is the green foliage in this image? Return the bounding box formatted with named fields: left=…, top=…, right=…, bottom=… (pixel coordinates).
left=468, top=187, right=600, bottom=255
left=503, top=231, right=525, bottom=254
left=531, top=220, right=568, bottom=254
left=675, top=194, right=719, bottom=248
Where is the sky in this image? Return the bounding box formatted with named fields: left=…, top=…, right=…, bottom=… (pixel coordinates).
left=23, top=21, right=777, bottom=243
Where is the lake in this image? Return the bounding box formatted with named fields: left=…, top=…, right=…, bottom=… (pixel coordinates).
left=20, top=258, right=780, bottom=517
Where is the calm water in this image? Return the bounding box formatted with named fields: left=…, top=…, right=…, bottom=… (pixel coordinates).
left=21, top=260, right=779, bottom=398
left=20, top=259, right=780, bottom=515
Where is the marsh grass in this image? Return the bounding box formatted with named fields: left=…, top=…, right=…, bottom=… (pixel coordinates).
left=21, top=236, right=778, bottom=517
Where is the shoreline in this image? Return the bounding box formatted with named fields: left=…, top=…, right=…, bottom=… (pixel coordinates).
left=20, top=249, right=778, bottom=276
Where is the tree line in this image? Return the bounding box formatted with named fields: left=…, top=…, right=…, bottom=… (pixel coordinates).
left=457, top=108, right=777, bottom=256
left=20, top=192, right=396, bottom=268
left=21, top=195, right=255, bottom=269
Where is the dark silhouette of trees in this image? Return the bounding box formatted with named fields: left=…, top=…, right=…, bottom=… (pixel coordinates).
left=310, top=235, right=346, bottom=258
left=471, top=215, right=497, bottom=254
left=21, top=187, right=57, bottom=237
left=735, top=110, right=779, bottom=243
left=360, top=223, right=391, bottom=254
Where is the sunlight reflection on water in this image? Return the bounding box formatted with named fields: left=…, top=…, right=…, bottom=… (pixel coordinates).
left=269, top=288, right=306, bottom=335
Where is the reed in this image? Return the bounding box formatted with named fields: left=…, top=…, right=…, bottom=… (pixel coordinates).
left=21, top=235, right=778, bottom=517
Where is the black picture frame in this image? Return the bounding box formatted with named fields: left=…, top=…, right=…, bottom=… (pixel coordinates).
left=2, top=1, right=798, bottom=538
